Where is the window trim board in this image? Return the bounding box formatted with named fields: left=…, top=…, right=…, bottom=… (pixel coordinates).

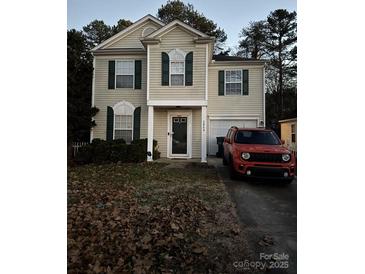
left=169, top=60, right=185, bottom=87
left=224, top=69, right=243, bottom=96
left=113, top=114, right=134, bottom=143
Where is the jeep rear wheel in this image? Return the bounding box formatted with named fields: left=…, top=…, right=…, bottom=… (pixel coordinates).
left=222, top=154, right=228, bottom=166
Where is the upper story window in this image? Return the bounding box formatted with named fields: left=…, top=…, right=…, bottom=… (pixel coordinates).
left=161, top=50, right=193, bottom=87
left=225, top=70, right=242, bottom=95
left=115, top=60, right=134, bottom=88
left=169, top=49, right=186, bottom=86
left=170, top=61, right=184, bottom=85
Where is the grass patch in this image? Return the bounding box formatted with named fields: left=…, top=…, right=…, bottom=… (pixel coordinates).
left=68, top=162, right=252, bottom=273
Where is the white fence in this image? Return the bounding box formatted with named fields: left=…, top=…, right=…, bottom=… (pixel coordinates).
left=72, top=142, right=89, bottom=157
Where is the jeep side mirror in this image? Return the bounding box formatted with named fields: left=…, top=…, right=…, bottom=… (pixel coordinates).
left=281, top=139, right=285, bottom=145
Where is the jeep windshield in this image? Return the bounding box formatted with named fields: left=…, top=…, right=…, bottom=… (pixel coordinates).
left=235, top=130, right=281, bottom=145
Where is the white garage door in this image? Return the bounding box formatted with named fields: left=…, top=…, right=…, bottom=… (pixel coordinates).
left=208, top=119, right=257, bottom=155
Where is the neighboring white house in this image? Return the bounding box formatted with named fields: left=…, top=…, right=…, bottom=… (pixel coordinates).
left=90, top=14, right=266, bottom=162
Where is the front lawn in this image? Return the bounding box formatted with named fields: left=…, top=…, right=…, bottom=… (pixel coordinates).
left=68, top=162, right=251, bottom=273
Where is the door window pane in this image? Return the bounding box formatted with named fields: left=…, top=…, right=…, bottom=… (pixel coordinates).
left=172, top=117, right=187, bottom=154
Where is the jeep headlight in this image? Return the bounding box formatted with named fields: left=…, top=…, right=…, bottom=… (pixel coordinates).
left=241, top=152, right=250, bottom=160
left=282, top=154, right=291, bottom=162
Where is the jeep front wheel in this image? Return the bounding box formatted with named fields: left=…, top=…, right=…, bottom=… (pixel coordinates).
left=229, top=156, right=239, bottom=180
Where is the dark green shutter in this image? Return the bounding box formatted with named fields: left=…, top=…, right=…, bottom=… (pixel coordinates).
left=133, top=107, right=141, bottom=140
left=134, top=60, right=142, bottom=89
left=185, top=52, right=193, bottom=86
left=106, top=106, right=114, bottom=141
left=108, top=61, right=115, bottom=89
left=161, top=52, right=169, bottom=85
left=218, top=70, right=225, bottom=96
left=242, top=70, right=249, bottom=95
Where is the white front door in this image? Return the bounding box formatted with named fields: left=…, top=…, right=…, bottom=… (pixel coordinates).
left=167, top=110, right=192, bottom=158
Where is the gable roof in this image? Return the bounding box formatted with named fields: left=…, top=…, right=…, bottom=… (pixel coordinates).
left=91, top=14, right=164, bottom=51
left=212, top=55, right=266, bottom=64
left=144, top=19, right=210, bottom=39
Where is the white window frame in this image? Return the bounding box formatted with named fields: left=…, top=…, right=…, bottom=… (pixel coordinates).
left=224, top=69, right=242, bottom=96
left=115, top=60, right=135, bottom=89
left=170, top=61, right=185, bottom=86
left=168, top=49, right=186, bottom=87
left=112, top=101, right=135, bottom=143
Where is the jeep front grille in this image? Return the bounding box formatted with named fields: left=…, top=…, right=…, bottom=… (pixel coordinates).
left=247, top=153, right=283, bottom=163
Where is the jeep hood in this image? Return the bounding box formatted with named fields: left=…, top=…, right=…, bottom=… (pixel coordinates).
left=235, top=144, right=290, bottom=154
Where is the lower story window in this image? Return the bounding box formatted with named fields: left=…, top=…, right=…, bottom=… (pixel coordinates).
left=114, top=115, right=133, bottom=143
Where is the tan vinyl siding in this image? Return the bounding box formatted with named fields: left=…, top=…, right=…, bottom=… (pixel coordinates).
left=192, top=108, right=201, bottom=158
left=149, top=26, right=206, bottom=100
left=153, top=109, right=168, bottom=157
left=208, top=65, right=264, bottom=119
left=106, top=21, right=161, bottom=49
left=280, top=120, right=297, bottom=152
left=92, top=55, right=148, bottom=140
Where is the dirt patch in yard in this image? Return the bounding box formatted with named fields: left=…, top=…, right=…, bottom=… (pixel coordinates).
left=68, top=162, right=255, bottom=273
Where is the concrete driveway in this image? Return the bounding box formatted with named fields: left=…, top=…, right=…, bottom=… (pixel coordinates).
left=208, top=157, right=297, bottom=274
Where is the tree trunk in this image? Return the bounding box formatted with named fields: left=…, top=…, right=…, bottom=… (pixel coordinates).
left=278, top=36, right=283, bottom=119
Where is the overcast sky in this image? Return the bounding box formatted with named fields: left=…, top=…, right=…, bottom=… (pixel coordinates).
left=67, top=0, right=297, bottom=49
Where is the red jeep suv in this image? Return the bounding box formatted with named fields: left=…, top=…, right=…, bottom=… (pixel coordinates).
left=223, top=127, right=296, bottom=183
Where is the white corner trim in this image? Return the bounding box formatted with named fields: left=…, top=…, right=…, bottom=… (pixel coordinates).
left=147, top=45, right=150, bottom=101
left=205, top=44, right=208, bottom=101
left=201, top=106, right=207, bottom=163
left=90, top=56, right=96, bottom=142
left=147, top=100, right=207, bottom=106
left=92, top=57, right=96, bottom=107
left=147, top=106, right=154, bottom=161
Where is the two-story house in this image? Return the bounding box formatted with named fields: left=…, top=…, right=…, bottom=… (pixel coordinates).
left=90, top=14, right=266, bottom=162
